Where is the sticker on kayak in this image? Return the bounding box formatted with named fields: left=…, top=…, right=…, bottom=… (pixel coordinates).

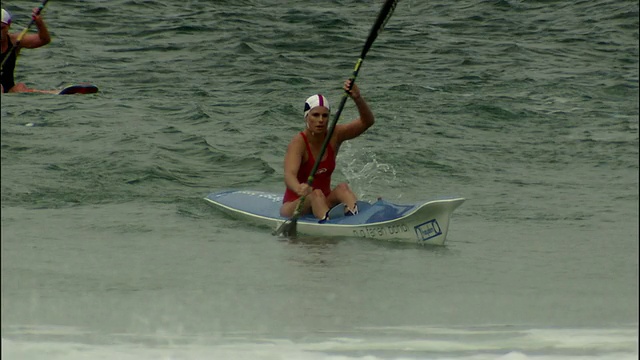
left=414, top=219, right=442, bottom=241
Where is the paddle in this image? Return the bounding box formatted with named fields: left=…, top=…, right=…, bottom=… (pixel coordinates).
left=273, top=0, right=400, bottom=238
left=1, top=0, right=50, bottom=72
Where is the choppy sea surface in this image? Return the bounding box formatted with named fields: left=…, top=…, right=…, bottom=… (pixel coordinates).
left=1, top=0, right=638, bottom=359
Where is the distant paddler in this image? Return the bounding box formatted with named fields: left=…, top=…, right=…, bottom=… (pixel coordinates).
left=1, top=6, right=57, bottom=94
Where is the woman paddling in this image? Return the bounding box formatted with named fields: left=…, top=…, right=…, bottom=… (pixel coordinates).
left=280, top=79, right=375, bottom=223
left=1, top=7, right=53, bottom=94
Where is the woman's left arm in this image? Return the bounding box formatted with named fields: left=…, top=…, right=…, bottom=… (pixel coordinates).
left=336, top=80, right=375, bottom=143
left=19, top=8, right=51, bottom=48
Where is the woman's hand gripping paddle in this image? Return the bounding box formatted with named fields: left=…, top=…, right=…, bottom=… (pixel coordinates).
left=273, top=0, right=400, bottom=238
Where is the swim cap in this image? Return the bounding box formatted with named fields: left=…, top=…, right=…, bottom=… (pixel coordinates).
left=304, top=94, right=330, bottom=118
left=1, top=9, right=11, bottom=26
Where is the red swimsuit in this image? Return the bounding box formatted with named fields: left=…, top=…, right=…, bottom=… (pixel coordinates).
left=283, top=132, right=336, bottom=203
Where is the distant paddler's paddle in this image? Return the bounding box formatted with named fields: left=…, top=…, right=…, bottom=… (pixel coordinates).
left=1, top=0, right=50, bottom=72
left=273, top=0, right=400, bottom=238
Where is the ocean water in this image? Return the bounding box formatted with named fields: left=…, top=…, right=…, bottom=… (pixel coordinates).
left=1, top=0, right=638, bottom=359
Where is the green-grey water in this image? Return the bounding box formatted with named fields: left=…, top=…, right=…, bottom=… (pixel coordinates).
left=1, top=0, right=638, bottom=359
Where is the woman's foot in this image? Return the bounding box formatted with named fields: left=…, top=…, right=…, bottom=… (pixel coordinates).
left=345, top=204, right=358, bottom=216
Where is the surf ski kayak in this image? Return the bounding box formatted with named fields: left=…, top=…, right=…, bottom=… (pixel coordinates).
left=204, top=190, right=464, bottom=245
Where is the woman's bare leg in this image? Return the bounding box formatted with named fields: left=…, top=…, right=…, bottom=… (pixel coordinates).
left=327, top=182, right=358, bottom=213
left=9, top=83, right=59, bottom=94
left=280, top=189, right=330, bottom=219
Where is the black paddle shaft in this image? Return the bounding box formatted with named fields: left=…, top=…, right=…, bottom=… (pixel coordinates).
left=305, top=0, right=400, bottom=187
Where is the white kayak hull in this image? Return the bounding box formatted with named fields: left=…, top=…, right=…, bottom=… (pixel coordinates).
left=204, top=190, right=465, bottom=245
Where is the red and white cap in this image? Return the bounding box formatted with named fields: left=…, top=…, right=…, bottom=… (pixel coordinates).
left=304, top=94, right=330, bottom=118
left=1, top=9, right=11, bottom=26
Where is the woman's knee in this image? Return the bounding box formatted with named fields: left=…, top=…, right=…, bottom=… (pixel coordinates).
left=334, top=182, right=352, bottom=194
left=9, top=83, right=28, bottom=93
left=309, top=189, right=326, bottom=200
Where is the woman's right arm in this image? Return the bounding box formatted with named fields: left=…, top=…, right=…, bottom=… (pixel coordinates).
left=283, top=135, right=305, bottom=196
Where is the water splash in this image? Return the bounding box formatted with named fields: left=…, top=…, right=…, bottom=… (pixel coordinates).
left=337, top=141, right=398, bottom=201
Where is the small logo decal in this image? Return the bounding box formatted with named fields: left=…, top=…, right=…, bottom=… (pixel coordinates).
left=316, top=168, right=327, bottom=175
left=414, top=219, right=442, bottom=241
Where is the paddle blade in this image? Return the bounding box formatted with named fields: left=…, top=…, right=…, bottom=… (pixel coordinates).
left=273, top=219, right=298, bottom=238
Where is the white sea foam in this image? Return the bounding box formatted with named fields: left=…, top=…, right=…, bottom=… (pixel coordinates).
left=2, top=325, right=637, bottom=360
